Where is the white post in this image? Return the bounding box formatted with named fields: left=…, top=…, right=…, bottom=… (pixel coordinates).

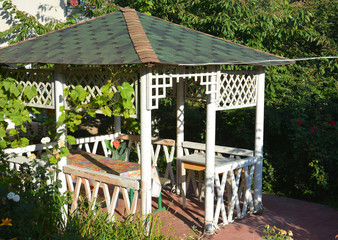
left=140, top=66, right=152, bottom=215
left=114, top=116, right=121, bottom=134
left=176, top=70, right=184, bottom=195
left=204, top=66, right=217, bottom=234
left=254, top=67, right=265, bottom=212
left=54, top=64, right=67, bottom=196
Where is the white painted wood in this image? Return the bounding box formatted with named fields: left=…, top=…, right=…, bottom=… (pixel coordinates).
left=176, top=76, right=185, bottom=195
left=214, top=171, right=228, bottom=226
left=204, top=66, right=217, bottom=233
left=71, top=177, right=82, bottom=213
left=140, top=66, right=152, bottom=215
left=63, top=165, right=140, bottom=218
left=182, top=141, right=254, bottom=157
left=55, top=65, right=67, bottom=197
left=4, top=142, right=55, bottom=156
left=108, top=185, right=120, bottom=219
left=254, top=67, right=265, bottom=212
left=163, top=145, right=176, bottom=184
left=177, top=153, right=258, bottom=225
left=63, top=166, right=140, bottom=189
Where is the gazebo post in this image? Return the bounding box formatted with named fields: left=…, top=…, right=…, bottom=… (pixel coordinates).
left=204, top=66, right=217, bottom=233
left=176, top=71, right=185, bottom=194
left=54, top=64, right=67, bottom=196
left=140, top=66, right=153, bottom=216
left=114, top=116, right=121, bottom=134
left=254, top=66, right=265, bottom=212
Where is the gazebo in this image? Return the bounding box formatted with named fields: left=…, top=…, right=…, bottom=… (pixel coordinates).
left=0, top=8, right=293, bottom=233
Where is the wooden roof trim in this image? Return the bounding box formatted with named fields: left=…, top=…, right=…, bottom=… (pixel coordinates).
left=121, top=8, right=160, bottom=64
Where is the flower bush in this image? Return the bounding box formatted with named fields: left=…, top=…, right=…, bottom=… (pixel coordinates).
left=0, top=140, right=67, bottom=239
left=263, top=225, right=293, bottom=240
left=105, top=139, right=127, bottom=160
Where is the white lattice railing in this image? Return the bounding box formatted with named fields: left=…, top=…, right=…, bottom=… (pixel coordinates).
left=63, top=165, right=140, bottom=218
left=180, top=141, right=257, bottom=225
left=3, top=142, right=55, bottom=170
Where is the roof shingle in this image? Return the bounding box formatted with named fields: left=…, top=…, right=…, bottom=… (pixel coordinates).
left=0, top=8, right=294, bottom=66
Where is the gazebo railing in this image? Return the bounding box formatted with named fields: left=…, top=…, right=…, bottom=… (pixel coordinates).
left=180, top=141, right=257, bottom=225
left=63, top=165, right=140, bottom=218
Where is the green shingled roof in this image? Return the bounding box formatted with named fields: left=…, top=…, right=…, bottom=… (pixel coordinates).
left=0, top=9, right=294, bottom=66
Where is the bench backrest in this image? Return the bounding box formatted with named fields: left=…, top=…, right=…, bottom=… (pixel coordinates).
left=182, top=141, right=254, bottom=158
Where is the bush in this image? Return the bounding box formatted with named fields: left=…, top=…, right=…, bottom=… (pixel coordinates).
left=264, top=99, right=337, bottom=202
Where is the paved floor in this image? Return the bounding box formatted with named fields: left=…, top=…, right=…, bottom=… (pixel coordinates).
left=153, top=191, right=338, bottom=240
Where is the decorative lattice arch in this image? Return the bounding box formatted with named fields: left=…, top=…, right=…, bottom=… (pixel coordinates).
left=2, top=67, right=257, bottom=113
left=149, top=67, right=258, bottom=111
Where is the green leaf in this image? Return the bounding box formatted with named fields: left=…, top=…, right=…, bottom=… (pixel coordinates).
left=9, top=128, right=17, bottom=136
left=118, top=82, right=134, bottom=100
left=0, top=139, right=7, bottom=149
left=9, top=84, right=20, bottom=97
left=20, top=137, right=29, bottom=147
left=101, top=106, right=112, bottom=117
left=3, top=80, right=12, bottom=91
left=66, top=135, right=76, bottom=145
left=0, top=129, right=6, bottom=137
left=23, top=86, right=37, bottom=101
left=101, top=83, right=112, bottom=94
left=104, top=139, right=114, bottom=152
left=61, top=147, right=70, bottom=157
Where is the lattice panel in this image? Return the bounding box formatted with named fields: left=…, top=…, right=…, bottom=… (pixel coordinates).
left=148, top=66, right=218, bottom=109
left=217, top=71, right=257, bottom=110
left=148, top=67, right=175, bottom=109
left=65, top=67, right=139, bottom=113
left=1, top=69, right=55, bottom=109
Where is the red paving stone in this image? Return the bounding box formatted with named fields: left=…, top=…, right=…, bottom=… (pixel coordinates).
left=101, top=187, right=337, bottom=239
left=152, top=191, right=338, bottom=239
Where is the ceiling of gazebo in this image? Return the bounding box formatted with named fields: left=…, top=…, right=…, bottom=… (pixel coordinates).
left=0, top=8, right=294, bottom=66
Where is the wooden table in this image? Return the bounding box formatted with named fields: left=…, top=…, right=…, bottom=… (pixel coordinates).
left=176, top=152, right=258, bottom=225
left=67, top=150, right=161, bottom=197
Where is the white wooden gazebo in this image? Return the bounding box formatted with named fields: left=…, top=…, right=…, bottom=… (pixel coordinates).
left=0, top=8, right=293, bottom=233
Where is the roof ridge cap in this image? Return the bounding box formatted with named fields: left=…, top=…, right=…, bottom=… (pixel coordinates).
left=121, top=8, right=160, bottom=64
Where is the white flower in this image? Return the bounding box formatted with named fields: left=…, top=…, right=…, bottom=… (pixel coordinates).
left=12, top=194, right=20, bottom=202
left=58, top=139, right=66, bottom=148
left=41, top=137, right=51, bottom=144
left=37, top=160, right=46, bottom=167
left=7, top=192, right=15, bottom=200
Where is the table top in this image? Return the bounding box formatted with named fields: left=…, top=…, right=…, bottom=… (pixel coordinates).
left=67, top=150, right=143, bottom=178
left=176, top=152, right=257, bottom=172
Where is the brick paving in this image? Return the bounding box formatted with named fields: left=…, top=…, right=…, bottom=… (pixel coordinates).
left=154, top=191, right=338, bottom=240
